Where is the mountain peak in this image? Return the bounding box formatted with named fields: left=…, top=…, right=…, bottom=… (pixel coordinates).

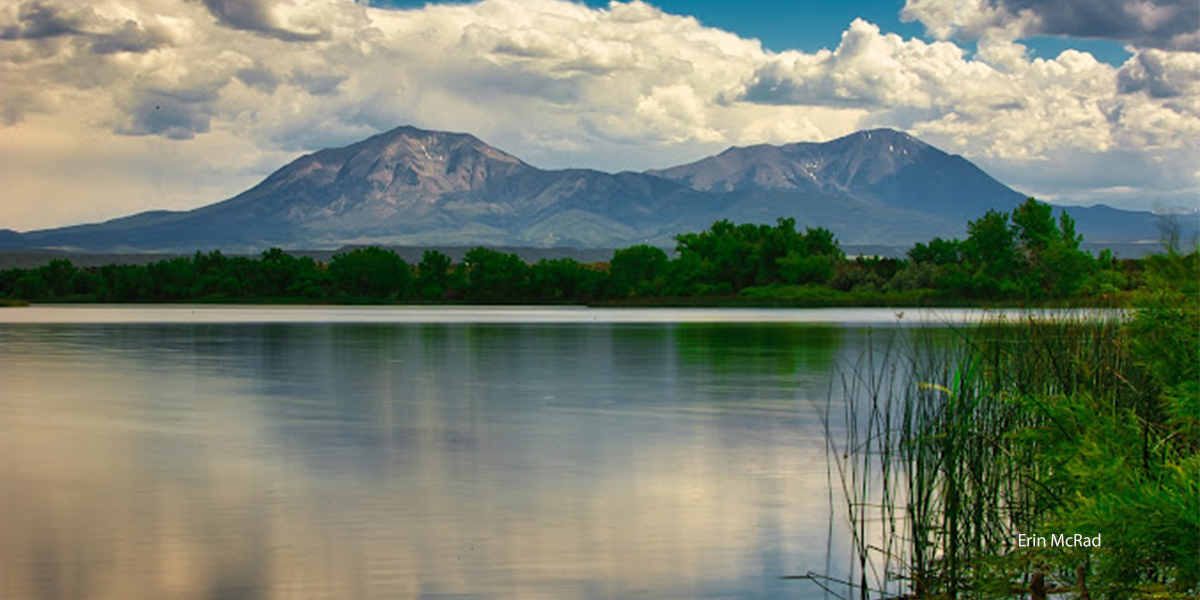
left=820, top=127, right=930, bottom=153
left=649, top=127, right=1023, bottom=222
left=262, top=124, right=528, bottom=195
left=12, top=125, right=1161, bottom=253
left=844, top=127, right=919, bottom=141
left=348, top=125, right=525, bottom=169
left=650, top=127, right=938, bottom=195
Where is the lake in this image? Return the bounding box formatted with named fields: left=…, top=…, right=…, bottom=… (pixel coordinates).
left=0, top=306, right=1014, bottom=599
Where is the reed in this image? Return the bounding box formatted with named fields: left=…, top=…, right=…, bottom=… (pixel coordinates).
left=822, top=306, right=1198, bottom=599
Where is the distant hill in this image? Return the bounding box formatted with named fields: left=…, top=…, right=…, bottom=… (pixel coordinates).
left=1, top=126, right=1182, bottom=253
left=0, top=229, right=24, bottom=247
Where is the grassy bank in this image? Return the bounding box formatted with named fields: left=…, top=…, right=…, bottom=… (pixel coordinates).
left=822, top=259, right=1198, bottom=598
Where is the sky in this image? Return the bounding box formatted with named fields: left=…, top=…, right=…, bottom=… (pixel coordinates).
left=0, top=0, right=1197, bottom=231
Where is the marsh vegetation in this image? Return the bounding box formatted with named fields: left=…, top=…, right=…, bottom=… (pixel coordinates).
left=821, top=250, right=1198, bottom=599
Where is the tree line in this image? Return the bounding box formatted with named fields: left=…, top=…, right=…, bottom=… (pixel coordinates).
left=1, top=198, right=1193, bottom=305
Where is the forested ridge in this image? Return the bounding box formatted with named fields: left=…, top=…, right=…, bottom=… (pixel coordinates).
left=1, top=199, right=1194, bottom=306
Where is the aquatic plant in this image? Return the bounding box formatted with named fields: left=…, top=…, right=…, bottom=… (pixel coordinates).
left=823, top=268, right=1198, bottom=599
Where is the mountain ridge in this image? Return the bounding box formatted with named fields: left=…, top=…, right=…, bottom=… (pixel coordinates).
left=1, top=126, right=1177, bottom=253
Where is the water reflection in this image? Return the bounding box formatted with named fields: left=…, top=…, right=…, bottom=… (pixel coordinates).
left=0, top=319, right=897, bottom=599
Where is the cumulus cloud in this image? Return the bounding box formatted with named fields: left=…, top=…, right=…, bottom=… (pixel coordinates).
left=0, top=0, right=90, bottom=40
left=0, top=0, right=1195, bottom=230
left=0, top=0, right=167, bottom=55
left=729, top=18, right=1199, bottom=164
left=116, top=88, right=220, bottom=139
left=195, top=0, right=329, bottom=41
left=1118, top=48, right=1200, bottom=97
left=902, top=0, right=1200, bottom=51
left=90, top=19, right=163, bottom=54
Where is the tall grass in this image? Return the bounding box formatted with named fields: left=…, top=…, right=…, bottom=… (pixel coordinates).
left=823, top=306, right=1198, bottom=599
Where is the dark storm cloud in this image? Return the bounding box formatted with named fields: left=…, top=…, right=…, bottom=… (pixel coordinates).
left=90, top=20, right=163, bottom=54
left=942, top=0, right=1199, bottom=50
left=0, top=1, right=164, bottom=54
left=197, top=0, right=326, bottom=42
left=1117, top=49, right=1199, bottom=97
left=288, top=69, right=347, bottom=96
left=236, top=66, right=282, bottom=92
left=0, top=1, right=90, bottom=40
left=1007, top=0, right=1197, bottom=49
left=738, top=73, right=843, bottom=107
left=118, top=89, right=219, bottom=140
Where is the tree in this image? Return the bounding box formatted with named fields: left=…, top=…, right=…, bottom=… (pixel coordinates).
left=775, top=226, right=843, bottom=286
left=328, top=247, right=413, bottom=299
left=0, top=267, right=19, bottom=298
left=908, top=238, right=961, bottom=266
left=1042, top=211, right=1093, bottom=297
left=147, top=257, right=196, bottom=300
left=674, top=219, right=757, bottom=291
left=1012, top=197, right=1057, bottom=257
left=802, top=226, right=842, bottom=258
left=417, top=250, right=453, bottom=300
left=674, top=218, right=843, bottom=293
left=610, top=245, right=669, bottom=297
left=101, top=264, right=153, bottom=301
left=531, top=258, right=603, bottom=302
left=962, top=210, right=1018, bottom=273
left=1009, top=199, right=1095, bottom=298
left=13, top=269, right=48, bottom=300
left=460, top=247, right=530, bottom=303
left=960, top=209, right=1020, bottom=298
left=777, top=251, right=833, bottom=285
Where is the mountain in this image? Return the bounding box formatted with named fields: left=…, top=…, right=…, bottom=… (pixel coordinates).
left=0, top=229, right=23, bottom=246
left=650, top=128, right=1026, bottom=223
left=2, top=126, right=1178, bottom=253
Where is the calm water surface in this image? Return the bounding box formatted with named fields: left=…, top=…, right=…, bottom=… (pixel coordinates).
left=0, top=306, right=977, bottom=599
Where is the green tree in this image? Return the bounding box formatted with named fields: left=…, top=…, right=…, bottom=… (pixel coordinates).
left=1042, top=212, right=1093, bottom=297
left=776, top=226, right=842, bottom=286
left=1010, top=199, right=1095, bottom=298
left=146, top=257, right=197, bottom=300
left=37, top=259, right=77, bottom=298
left=777, top=252, right=834, bottom=285
left=531, top=258, right=603, bottom=302
left=253, top=247, right=303, bottom=297
left=191, top=250, right=241, bottom=298
left=328, top=247, right=413, bottom=299
left=674, top=219, right=756, bottom=291
left=674, top=218, right=842, bottom=293
left=101, top=264, right=153, bottom=301
left=1012, top=197, right=1057, bottom=255
left=802, top=226, right=841, bottom=258
left=610, top=245, right=669, bottom=297
left=460, top=247, right=531, bottom=303
left=417, top=250, right=453, bottom=300
left=960, top=209, right=1020, bottom=298
left=13, top=269, right=47, bottom=300
left=0, top=267, right=19, bottom=298
left=908, top=237, right=961, bottom=265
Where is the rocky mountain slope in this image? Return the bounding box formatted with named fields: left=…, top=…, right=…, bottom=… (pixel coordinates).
left=1, top=126, right=1174, bottom=253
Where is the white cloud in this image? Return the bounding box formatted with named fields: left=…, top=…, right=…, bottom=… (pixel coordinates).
left=0, top=0, right=1196, bottom=230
